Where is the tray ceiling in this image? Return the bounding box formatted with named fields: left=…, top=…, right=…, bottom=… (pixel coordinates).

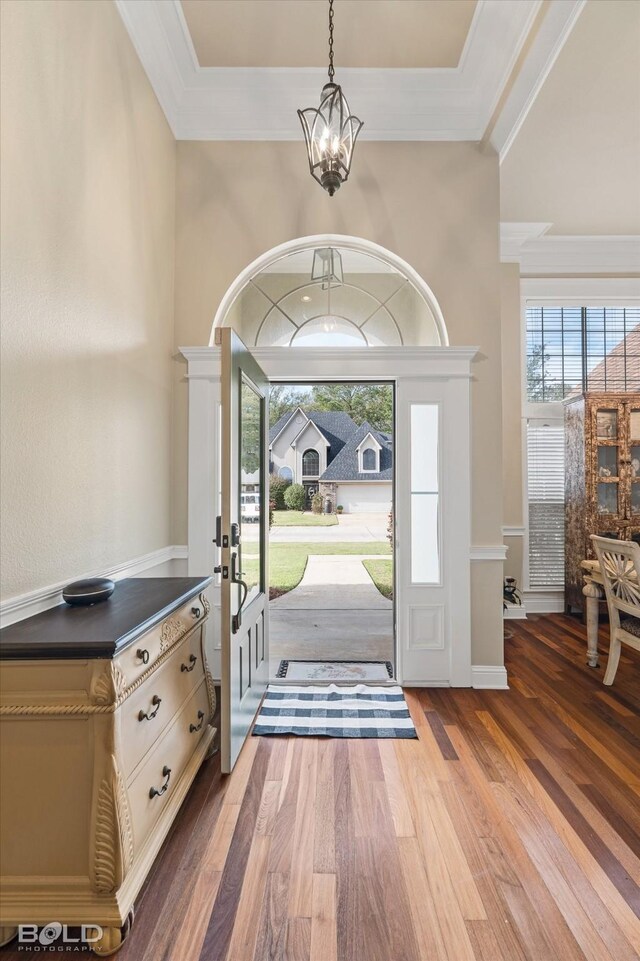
left=116, top=0, right=585, bottom=148
left=180, top=0, right=477, bottom=70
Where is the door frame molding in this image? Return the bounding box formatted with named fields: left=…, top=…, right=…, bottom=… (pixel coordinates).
left=180, top=345, right=478, bottom=686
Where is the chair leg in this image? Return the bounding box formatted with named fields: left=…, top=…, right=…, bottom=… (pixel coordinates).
left=603, top=636, right=622, bottom=686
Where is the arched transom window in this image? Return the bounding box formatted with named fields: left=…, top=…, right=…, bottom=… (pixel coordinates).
left=222, top=244, right=444, bottom=348
left=302, top=449, right=320, bottom=476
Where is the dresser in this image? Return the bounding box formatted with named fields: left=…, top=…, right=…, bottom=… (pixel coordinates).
left=0, top=577, right=215, bottom=955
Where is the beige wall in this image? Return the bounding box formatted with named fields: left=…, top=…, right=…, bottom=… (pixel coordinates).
left=501, top=263, right=525, bottom=583
left=173, top=140, right=505, bottom=664
left=0, top=0, right=176, bottom=599
left=500, top=0, right=640, bottom=235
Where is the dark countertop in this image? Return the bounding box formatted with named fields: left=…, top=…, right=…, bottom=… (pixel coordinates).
left=0, top=577, right=212, bottom=660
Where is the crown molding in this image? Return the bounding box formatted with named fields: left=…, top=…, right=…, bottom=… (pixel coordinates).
left=501, top=225, right=640, bottom=275
left=491, top=0, right=586, bottom=162
left=116, top=0, right=550, bottom=142
left=520, top=277, right=640, bottom=304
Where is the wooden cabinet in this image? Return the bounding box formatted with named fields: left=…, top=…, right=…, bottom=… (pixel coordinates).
left=565, top=393, right=640, bottom=613
left=0, top=577, right=215, bottom=955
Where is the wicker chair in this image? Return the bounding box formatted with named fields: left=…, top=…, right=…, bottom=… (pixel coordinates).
left=591, top=535, right=640, bottom=685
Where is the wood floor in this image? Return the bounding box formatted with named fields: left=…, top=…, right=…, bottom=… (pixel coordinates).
left=4, top=614, right=640, bottom=960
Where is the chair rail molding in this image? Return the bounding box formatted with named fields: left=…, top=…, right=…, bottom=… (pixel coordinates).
left=470, top=546, right=508, bottom=561
left=0, top=547, right=189, bottom=628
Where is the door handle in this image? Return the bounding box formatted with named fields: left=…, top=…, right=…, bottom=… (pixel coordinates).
left=231, top=551, right=248, bottom=634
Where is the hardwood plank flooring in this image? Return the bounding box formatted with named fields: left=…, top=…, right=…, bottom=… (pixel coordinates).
left=2, top=614, right=639, bottom=961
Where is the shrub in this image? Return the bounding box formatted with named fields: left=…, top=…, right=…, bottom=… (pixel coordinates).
left=311, top=492, right=324, bottom=514
left=269, top=473, right=291, bottom=510
left=269, top=499, right=275, bottom=530
left=284, top=483, right=306, bottom=512
left=387, top=509, right=394, bottom=545
left=336, top=504, right=344, bottom=514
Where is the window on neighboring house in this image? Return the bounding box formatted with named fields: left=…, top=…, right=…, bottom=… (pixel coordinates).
left=278, top=466, right=293, bottom=482
left=362, top=448, right=377, bottom=471
left=526, top=306, right=640, bottom=401
left=302, top=449, right=319, bottom=476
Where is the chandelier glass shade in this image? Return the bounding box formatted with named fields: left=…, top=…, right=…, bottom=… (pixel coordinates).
left=297, top=0, right=363, bottom=196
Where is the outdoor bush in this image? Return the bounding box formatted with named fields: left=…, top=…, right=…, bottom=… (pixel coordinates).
left=269, top=473, right=291, bottom=510
left=284, top=483, right=306, bottom=512
left=269, top=499, right=275, bottom=530
left=311, top=492, right=324, bottom=514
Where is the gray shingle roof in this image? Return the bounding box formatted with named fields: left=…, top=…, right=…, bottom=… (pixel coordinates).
left=319, top=420, right=393, bottom=481
left=270, top=408, right=392, bottom=481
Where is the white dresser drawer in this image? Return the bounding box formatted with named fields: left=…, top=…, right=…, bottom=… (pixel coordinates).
left=119, top=627, right=206, bottom=781
left=114, top=594, right=206, bottom=686
left=127, top=679, right=210, bottom=853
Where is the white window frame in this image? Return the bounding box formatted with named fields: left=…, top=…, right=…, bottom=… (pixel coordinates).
left=357, top=432, right=382, bottom=473
left=520, top=279, right=640, bottom=592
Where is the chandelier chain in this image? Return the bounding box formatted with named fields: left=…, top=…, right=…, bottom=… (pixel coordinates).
left=328, top=0, right=335, bottom=83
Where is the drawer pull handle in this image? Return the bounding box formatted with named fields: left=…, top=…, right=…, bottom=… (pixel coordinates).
left=181, top=654, right=197, bottom=673
left=138, top=695, right=162, bottom=721
left=137, top=648, right=150, bottom=665
left=192, top=606, right=202, bottom=619
left=190, top=710, right=205, bottom=734
left=149, top=766, right=171, bottom=799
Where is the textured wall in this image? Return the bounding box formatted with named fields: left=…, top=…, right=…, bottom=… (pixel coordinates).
left=173, top=140, right=505, bottom=665
left=0, top=0, right=176, bottom=599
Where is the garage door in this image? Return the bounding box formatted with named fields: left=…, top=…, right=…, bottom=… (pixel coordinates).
left=336, top=484, right=392, bottom=513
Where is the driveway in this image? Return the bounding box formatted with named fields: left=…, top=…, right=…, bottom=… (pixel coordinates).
left=269, top=511, right=389, bottom=543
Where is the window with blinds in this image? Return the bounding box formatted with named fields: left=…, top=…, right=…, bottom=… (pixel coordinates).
left=526, top=306, right=640, bottom=401
left=527, top=420, right=565, bottom=590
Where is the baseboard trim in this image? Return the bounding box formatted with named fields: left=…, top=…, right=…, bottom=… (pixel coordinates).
left=504, top=602, right=527, bottom=620
left=471, top=665, right=509, bottom=689
left=522, top=590, right=565, bottom=614
left=0, top=546, right=189, bottom=627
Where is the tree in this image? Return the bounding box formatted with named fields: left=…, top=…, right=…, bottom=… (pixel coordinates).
left=309, top=384, right=393, bottom=432
left=526, top=345, right=564, bottom=402
left=269, top=385, right=310, bottom=428
left=284, top=483, right=306, bottom=511
left=269, top=473, right=290, bottom=510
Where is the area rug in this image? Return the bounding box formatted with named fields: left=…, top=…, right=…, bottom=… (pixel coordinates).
left=276, top=660, right=393, bottom=681
left=253, top=684, right=418, bottom=738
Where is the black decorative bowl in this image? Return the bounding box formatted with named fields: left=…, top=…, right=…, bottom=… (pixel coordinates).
left=62, top=578, right=115, bottom=606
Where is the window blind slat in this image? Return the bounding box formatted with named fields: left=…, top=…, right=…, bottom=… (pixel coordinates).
left=527, top=422, right=565, bottom=590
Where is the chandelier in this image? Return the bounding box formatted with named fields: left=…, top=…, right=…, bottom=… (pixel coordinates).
left=297, top=0, right=363, bottom=197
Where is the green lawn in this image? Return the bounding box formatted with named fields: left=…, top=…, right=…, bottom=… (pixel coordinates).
left=363, top=559, right=394, bottom=600
left=269, top=541, right=391, bottom=598
left=272, top=510, right=338, bottom=527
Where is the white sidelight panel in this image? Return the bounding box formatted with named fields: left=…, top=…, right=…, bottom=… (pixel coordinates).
left=396, top=376, right=472, bottom=686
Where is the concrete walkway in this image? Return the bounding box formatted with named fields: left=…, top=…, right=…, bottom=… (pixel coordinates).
left=270, top=553, right=393, bottom=666
left=271, top=554, right=391, bottom=610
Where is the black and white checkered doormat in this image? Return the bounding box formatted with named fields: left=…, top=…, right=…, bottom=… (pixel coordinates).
left=253, top=684, right=418, bottom=739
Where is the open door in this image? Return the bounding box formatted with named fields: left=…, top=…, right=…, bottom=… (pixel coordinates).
left=215, top=327, right=270, bottom=773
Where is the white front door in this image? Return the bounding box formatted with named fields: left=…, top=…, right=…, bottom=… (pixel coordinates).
left=216, top=328, right=270, bottom=772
